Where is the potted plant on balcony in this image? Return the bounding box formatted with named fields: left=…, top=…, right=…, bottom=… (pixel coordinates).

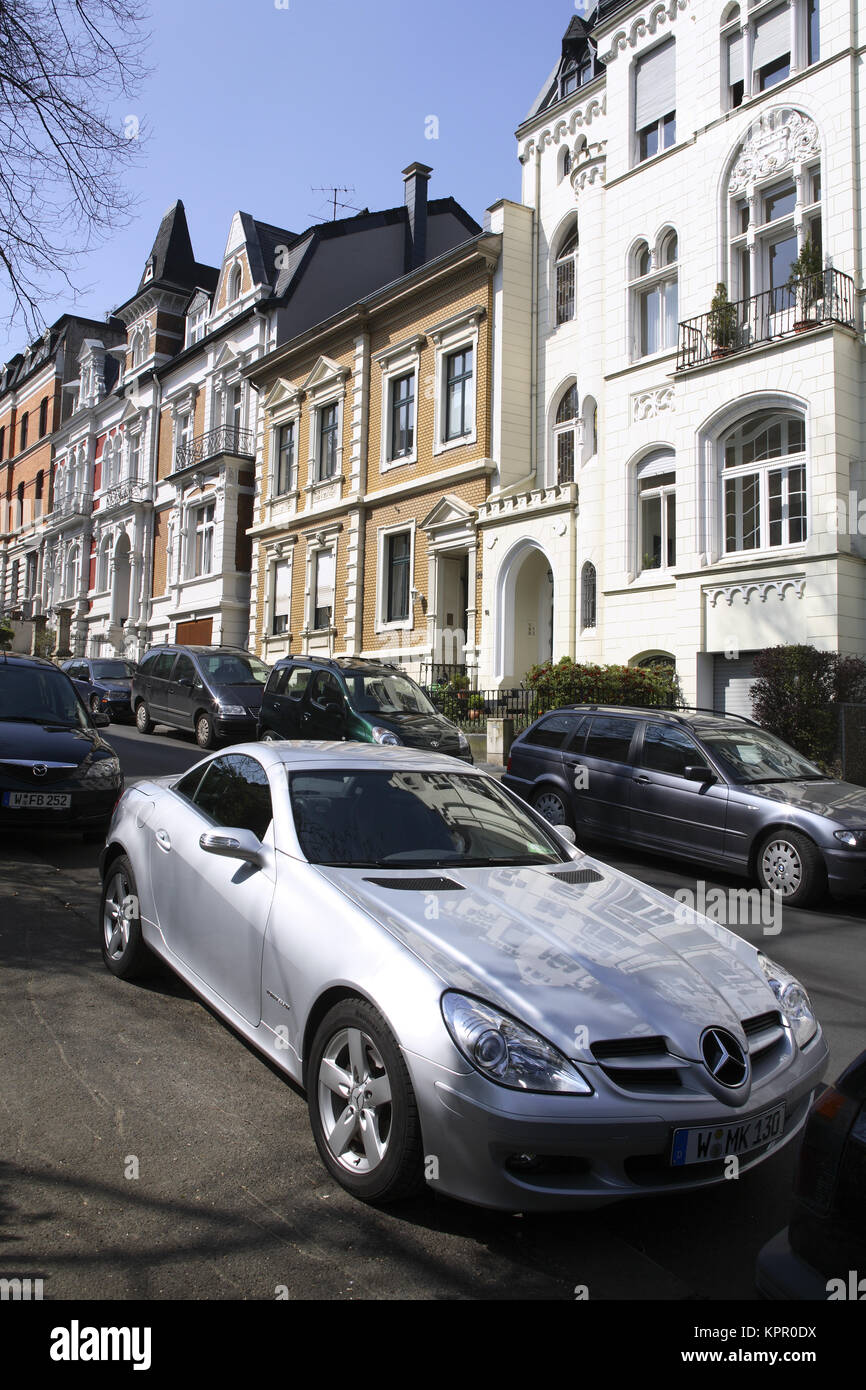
left=467, top=693, right=484, bottom=721
left=707, top=283, right=737, bottom=358
left=788, top=239, right=824, bottom=331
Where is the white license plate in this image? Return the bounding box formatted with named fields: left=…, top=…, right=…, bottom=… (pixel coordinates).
left=2, top=792, right=72, bottom=810
left=671, top=1102, right=786, bottom=1166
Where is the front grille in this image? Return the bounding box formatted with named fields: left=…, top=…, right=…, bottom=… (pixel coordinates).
left=742, top=1009, right=788, bottom=1080
left=591, top=1036, right=689, bottom=1093
left=363, top=877, right=464, bottom=892
left=0, top=761, right=78, bottom=785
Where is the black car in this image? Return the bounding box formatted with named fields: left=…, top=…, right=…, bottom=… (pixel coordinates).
left=62, top=657, right=137, bottom=722
left=257, top=656, right=473, bottom=762
left=756, top=1049, right=866, bottom=1299
left=132, top=645, right=270, bottom=749
left=502, top=703, right=866, bottom=907
left=0, top=652, right=123, bottom=838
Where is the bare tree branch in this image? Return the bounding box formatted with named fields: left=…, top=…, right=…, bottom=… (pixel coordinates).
left=0, top=0, right=150, bottom=338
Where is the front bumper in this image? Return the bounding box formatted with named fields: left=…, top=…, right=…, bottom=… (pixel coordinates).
left=822, top=846, right=866, bottom=897
left=408, top=1031, right=829, bottom=1212
left=214, top=716, right=259, bottom=742
left=0, top=783, right=122, bottom=831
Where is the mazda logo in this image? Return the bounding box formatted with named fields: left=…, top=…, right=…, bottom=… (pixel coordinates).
left=700, top=1027, right=749, bottom=1088
left=32, top=764, right=47, bottom=778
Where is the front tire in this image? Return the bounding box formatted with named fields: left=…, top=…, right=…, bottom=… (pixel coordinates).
left=100, top=855, right=154, bottom=980
left=195, top=712, right=217, bottom=749
left=135, top=701, right=154, bottom=735
left=756, top=829, right=825, bottom=908
left=307, top=998, right=424, bottom=1205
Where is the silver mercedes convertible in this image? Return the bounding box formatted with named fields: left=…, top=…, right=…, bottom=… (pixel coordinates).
left=99, top=742, right=828, bottom=1211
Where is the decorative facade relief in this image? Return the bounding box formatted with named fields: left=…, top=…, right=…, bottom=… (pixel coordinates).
left=599, top=0, right=689, bottom=65
left=631, top=385, right=675, bottom=422
left=728, top=109, right=820, bottom=196
left=705, top=576, right=806, bottom=608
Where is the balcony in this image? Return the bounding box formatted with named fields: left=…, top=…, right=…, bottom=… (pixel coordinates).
left=174, top=425, right=255, bottom=472
left=676, top=270, right=856, bottom=372
left=48, top=491, right=90, bottom=523
left=100, top=479, right=153, bottom=513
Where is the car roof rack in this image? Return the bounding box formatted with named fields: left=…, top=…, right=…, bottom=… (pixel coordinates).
left=561, top=703, right=758, bottom=727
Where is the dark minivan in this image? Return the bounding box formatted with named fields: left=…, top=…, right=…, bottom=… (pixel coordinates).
left=132, top=645, right=270, bottom=749
left=258, top=656, right=473, bottom=762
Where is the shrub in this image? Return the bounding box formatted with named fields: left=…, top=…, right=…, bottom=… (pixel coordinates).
left=0, top=618, right=13, bottom=651
left=750, top=645, right=866, bottom=766
left=524, top=656, right=681, bottom=710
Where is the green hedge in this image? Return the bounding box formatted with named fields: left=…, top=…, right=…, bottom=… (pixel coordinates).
left=524, top=656, right=681, bottom=709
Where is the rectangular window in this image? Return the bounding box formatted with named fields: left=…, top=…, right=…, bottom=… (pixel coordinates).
left=556, top=258, right=575, bottom=325
left=386, top=531, right=411, bottom=623
left=634, top=38, right=676, bottom=162
left=389, top=373, right=415, bottom=460
left=752, top=5, right=790, bottom=90
left=39, top=399, right=49, bottom=438
left=807, top=0, right=819, bottom=64
left=639, top=472, right=676, bottom=570
left=275, top=421, right=295, bottom=495
left=318, top=404, right=338, bottom=479
left=19, top=414, right=28, bottom=451
left=194, top=502, right=215, bottom=576
left=639, top=281, right=677, bottom=355
left=725, top=474, right=761, bottom=552
left=557, top=430, right=575, bottom=485
left=727, top=29, right=744, bottom=108
left=272, top=560, right=291, bottom=635
left=445, top=348, right=473, bottom=440
left=128, top=432, right=142, bottom=480
left=314, top=550, right=335, bottom=630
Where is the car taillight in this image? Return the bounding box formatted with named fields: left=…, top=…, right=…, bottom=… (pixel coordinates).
left=794, top=1085, right=858, bottom=1212
left=506, top=755, right=512, bottom=773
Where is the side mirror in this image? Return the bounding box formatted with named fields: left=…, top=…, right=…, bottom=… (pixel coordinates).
left=199, top=828, right=266, bottom=866
left=176, top=676, right=194, bottom=689
left=684, top=764, right=716, bottom=783
left=92, top=711, right=111, bottom=727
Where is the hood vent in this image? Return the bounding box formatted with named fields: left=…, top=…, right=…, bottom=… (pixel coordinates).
left=551, top=867, right=603, bottom=886
left=363, top=876, right=464, bottom=892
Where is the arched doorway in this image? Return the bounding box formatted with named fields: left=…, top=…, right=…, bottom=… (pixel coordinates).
left=110, top=533, right=131, bottom=629
left=495, top=540, right=555, bottom=686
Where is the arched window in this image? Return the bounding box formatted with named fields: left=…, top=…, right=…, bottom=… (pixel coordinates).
left=555, top=223, right=578, bottom=326
left=65, top=544, right=80, bottom=600
left=581, top=562, right=597, bottom=630
left=559, top=145, right=572, bottom=183
left=722, top=410, right=806, bottom=553
left=727, top=112, right=821, bottom=306
left=131, top=324, right=150, bottom=369
left=97, top=534, right=111, bottom=591
left=228, top=264, right=243, bottom=303
left=629, top=231, right=678, bottom=359
left=581, top=395, right=598, bottom=462
left=554, top=384, right=578, bottom=484
left=637, top=449, right=676, bottom=573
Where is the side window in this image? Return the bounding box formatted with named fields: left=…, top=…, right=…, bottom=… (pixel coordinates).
left=525, top=714, right=586, bottom=750
left=172, top=654, right=197, bottom=684
left=153, top=652, right=176, bottom=680
left=265, top=667, right=286, bottom=695
left=286, top=667, right=312, bottom=701
left=310, top=671, right=343, bottom=708
left=193, top=754, right=274, bottom=840
left=584, top=716, right=636, bottom=763
left=175, top=764, right=208, bottom=803
left=640, top=724, right=701, bottom=777
left=139, top=653, right=159, bottom=676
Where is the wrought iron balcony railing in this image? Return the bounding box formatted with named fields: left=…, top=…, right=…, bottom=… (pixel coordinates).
left=100, top=479, right=153, bottom=512
left=174, top=425, right=255, bottom=471
left=49, top=491, right=90, bottom=521
left=676, top=269, right=856, bottom=372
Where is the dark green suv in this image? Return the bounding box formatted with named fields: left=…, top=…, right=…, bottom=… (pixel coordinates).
left=257, top=657, right=473, bottom=762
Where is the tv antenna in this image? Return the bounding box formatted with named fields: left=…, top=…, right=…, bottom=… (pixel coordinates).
left=310, top=185, right=362, bottom=221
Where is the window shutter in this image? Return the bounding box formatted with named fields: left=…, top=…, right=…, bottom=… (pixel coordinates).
left=634, top=39, right=676, bottom=130
left=274, top=561, right=291, bottom=617
left=316, top=551, right=335, bottom=609
left=637, top=449, right=676, bottom=481
left=727, top=30, right=744, bottom=84
left=752, top=5, right=790, bottom=72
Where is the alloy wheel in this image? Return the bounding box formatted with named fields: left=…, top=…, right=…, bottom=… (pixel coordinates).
left=103, top=868, right=131, bottom=960
left=317, top=1027, right=393, bottom=1175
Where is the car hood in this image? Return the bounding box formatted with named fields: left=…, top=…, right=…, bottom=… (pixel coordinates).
left=743, top=778, right=866, bottom=825
left=98, top=678, right=133, bottom=690
left=362, top=711, right=461, bottom=747
left=212, top=682, right=264, bottom=712
left=317, top=858, right=777, bottom=1064
left=0, top=722, right=107, bottom=765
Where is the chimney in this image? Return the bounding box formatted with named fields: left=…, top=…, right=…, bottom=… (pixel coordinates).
left=403, top=163, right=432, bottom=271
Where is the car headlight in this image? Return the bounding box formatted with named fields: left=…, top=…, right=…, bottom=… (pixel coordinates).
left=442, top=992, right=593, bottom=1094
left=84, top=755, right=122, bottom=784
left=372, top=727, right=401, bottom=746
left=833, top=828, right=866, bottom=848
left=457, top=729, right=470, bottom=750
left=218, top=705, right=247, bottom=717
left=758, top=954, right=818, bottom=1048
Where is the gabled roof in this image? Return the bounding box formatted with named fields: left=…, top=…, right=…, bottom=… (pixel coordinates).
left=240, top=215, right=299, bottom=294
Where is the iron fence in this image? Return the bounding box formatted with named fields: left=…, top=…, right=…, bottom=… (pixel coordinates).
left=422, top=683, right=679, bottom=733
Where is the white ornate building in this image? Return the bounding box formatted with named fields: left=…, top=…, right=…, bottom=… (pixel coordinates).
left=478, top=0, right=864, bottom=710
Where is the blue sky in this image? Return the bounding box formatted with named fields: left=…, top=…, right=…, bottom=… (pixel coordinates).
left=0, top=0, right=576, bottom=357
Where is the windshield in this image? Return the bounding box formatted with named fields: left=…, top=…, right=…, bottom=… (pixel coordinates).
left=0, top=666, right=88, bottom=728
left=91, top=661, right=136, bottom=679
left=345, top=672, right=438, bottom=717
left=197, top=654, right=269, bottom=686
left=290, top=770, right=568, bottom=869
left=699, top=727, right=825, bottom=783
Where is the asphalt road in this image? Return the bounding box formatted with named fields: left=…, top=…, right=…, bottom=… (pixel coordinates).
left=1, top=724, right=864, bottom=1301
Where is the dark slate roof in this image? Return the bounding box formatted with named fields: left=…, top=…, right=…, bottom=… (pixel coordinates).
left=242, top=216, right=299, bottom=294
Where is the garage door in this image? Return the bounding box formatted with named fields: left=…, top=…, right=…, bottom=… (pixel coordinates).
left=713, top=653, right=758, bottom=717
left=175, top=618, right=213, bottom=645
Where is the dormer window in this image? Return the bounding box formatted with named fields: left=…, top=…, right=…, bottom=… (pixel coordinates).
left=143, top=257, right=154, bottom=283
left=186, top=299, right=208, bottom=347
left=228, top=264, right=243, bottom=303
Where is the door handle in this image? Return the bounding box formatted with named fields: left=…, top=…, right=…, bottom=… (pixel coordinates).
left=633, top=775, right=652, bottom=785
left=155, top=828, right=172, bottom=852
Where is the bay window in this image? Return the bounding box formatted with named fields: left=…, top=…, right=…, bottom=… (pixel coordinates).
left=723, top=411, right=807, bottom=553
